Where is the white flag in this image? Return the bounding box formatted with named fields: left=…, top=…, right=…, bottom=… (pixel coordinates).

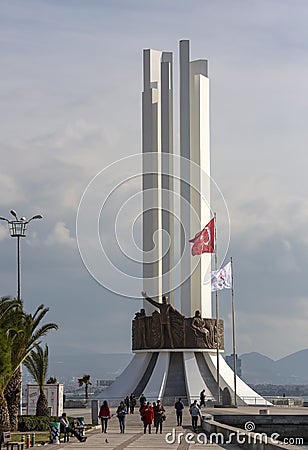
left=211, top=262, right=232, bottom=292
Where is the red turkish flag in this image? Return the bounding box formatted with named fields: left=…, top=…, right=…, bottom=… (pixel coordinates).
left=189, top=218, right=215, bottom=255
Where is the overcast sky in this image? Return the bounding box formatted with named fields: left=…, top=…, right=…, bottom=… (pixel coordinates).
left=1, top=0, right=308, bottom=363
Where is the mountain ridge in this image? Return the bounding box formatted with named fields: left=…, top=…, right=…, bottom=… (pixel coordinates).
left=240, top=348, right=308, bottom=384
left=39, top=348, right=308, bottom=385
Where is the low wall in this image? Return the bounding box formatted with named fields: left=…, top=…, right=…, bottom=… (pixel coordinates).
left=64, top=399, right=88, bottom=408
left=265, top=398, right=304, bottom=407
left=202, top=416, right=304, bottom=450
left=212, top=414, right=308, bottom=441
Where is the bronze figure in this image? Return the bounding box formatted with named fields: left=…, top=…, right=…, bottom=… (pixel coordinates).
left=142, top=291, right=182, bottom=348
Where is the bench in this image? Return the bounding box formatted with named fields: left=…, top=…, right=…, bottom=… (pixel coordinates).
left=59, top=419, right=85, bottom=443
left=0, top=432, right=22, bottom=450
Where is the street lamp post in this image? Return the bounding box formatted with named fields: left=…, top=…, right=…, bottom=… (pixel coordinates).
left=0, top=210, right=43, bottom=301
left=0, top=210, right=43, bottom=416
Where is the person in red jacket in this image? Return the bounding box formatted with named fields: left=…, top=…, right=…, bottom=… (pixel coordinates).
left=98, top=400, right=111, bottom=433
left=141, top=402, right=154, bottom=434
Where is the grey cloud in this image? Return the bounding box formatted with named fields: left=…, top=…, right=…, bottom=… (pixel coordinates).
left=1, top=0, right=308, bottom=362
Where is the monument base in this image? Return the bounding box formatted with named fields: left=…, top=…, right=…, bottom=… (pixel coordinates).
left=98, top=350, right=270, bottom=406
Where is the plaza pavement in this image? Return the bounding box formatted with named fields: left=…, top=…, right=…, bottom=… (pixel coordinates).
left=40, top=404, right=308, bottom=449
left=42, top=406, right=240, bottom=450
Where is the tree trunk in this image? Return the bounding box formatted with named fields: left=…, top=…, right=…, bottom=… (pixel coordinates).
left=4, top=368, right=21, bottom=431
left=36, top=389, right=49, bottom=417
left=0, top=393, right=10, bottom=431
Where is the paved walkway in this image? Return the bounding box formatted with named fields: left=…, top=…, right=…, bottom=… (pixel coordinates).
left=43, top=406, right=236, bottom=450
left=41, top=404, right=308, bottom=449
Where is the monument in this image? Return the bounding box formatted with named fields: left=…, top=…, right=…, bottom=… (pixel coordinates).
left=99, top=40, right=268, bottom=406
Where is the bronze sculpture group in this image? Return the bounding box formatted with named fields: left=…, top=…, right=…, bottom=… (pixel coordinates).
left=132, top=292, right=224, bottom=351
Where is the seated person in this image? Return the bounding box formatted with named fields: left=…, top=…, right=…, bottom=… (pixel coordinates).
left=73, top=418, right=85, bottom=436
left=60, top=413, right=87, bottom=442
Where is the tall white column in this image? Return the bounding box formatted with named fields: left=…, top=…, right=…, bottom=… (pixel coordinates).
left=179, top=40, right=191, bottom=317
left=180, top=41, right=212, bottom=318
left=161, top=52, right=174, bottom=306
left=142, top=49, right=174, bottom=313
left=190, top=59, right=211, bottom=317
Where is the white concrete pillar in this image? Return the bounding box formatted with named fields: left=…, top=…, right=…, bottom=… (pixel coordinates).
left=179, top=40, right=192, bottom=317
left=190, top=59, right=211, bottom=317
left=180, top=41, right=212, bottom=317
left=142, top=49, right=174, bottom=312
left=161, top=52, right=174, bottom=305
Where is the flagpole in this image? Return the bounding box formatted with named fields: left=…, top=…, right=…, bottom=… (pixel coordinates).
left=214, top=212, right=220, bottom=404
left=231, top=256, right=237, bottom=406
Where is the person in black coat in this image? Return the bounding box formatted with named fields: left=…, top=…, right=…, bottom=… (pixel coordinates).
left=174, top=398, right=184, bottom=426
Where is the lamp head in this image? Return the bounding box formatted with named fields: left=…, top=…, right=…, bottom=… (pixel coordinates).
left=10, top=210, right=18, bottom=220
left=28, top=214, right=43, bottom=222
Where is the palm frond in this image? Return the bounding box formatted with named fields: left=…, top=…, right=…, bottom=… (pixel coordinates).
left=24, top=344, right=49, bottom=388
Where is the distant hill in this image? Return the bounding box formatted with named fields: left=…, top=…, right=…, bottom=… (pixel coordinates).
left=46, top=351, right=133, bottom=384
left=240, top=349, right=308, bottom=384
left=41, top=348, right=308, bottom=386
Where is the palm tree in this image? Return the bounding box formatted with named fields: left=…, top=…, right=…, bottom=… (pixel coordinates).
left=0, top=297, right=22, bottom=429
left=78, top=374, right=92, bottom=400
left=0, top=329, right=12, bottom=430
left=0, top=297, right=22, bottom=322
left=24, top=344, right=49, bottom=416
left=4, top=304, right=58, bottom=430
left=46, top=376, right=58, bottom=384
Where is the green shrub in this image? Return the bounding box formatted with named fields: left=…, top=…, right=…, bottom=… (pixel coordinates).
left=18, top=416, right=74, bottom=432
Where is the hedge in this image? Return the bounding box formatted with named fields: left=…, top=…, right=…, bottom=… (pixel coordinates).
left=18, top=415, right=74, bottom=432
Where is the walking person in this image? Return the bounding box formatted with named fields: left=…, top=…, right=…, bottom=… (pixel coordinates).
left=189, top=400, right=201, bottom=432
left=139, top=393, right=146, bottom=409
left=152, top=402, right=157, bottom=429
left=98, top=400, right=111, bottom=433
left=174, top=397, right=184, bottom=426
left=129, top=393, right=136, bottom=414
left=116, top=401, right=127, bottom=433
left=153, top=399, right=165, bottom=434
left=200, top=389, right=206, bottom=407
left=124, top=395, right=130, bottom=412
left=141, top=401, right=154, bottom=434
